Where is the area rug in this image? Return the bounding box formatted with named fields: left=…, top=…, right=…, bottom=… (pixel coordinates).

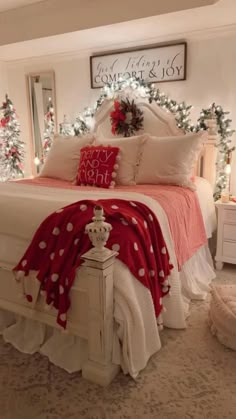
left=0, top=265, right=236, bottom=419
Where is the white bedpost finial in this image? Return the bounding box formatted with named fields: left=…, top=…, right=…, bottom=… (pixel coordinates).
left=85, top=205, right=112, bottom=255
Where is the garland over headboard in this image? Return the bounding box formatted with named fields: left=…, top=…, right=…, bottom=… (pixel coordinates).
left=59, top=77, right=235, bottom=200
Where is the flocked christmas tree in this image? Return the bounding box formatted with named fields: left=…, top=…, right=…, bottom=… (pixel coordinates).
left=0, top=94, right=24, bottom=180
left=42, top=97, right=55, bottom=162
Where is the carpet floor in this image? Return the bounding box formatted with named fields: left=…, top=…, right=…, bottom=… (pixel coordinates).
left=0, top=265, right=236, bottom=419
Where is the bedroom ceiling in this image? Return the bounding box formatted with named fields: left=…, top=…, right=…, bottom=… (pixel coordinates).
left=0, top=0, right=219, bottom=47
left=0, top=0, right=234, bottom=61
left=0, top=0, right=42, bottom=12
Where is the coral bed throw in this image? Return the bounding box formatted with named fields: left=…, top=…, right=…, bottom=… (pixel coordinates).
left=13, top=199, right=173, bottom=328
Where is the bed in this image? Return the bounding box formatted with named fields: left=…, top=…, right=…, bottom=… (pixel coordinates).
left=0, top=93, right=218, bottom=385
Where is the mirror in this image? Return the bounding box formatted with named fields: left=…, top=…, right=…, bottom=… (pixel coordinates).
left=27, top=71, right=57, bottom=172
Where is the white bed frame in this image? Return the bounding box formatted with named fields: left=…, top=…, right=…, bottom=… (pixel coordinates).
left=0, top=95, right=218, bottom=386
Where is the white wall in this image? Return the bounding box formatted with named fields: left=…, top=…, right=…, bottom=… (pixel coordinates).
left=0, top=61, right=8, bottom=102
left=6, top=31, right=236, bottom=194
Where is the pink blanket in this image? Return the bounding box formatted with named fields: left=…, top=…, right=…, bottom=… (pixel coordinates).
left=18, top=178, right=207, bottom=269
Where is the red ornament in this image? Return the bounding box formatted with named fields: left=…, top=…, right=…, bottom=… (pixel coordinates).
left=0, top=116, right=10, bottom=127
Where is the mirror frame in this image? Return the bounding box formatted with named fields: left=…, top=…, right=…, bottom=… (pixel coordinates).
left=26, top=70, right=57, bottom=176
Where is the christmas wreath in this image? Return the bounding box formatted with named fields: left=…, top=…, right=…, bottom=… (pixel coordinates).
left=110, top=98, right=143, bottom=137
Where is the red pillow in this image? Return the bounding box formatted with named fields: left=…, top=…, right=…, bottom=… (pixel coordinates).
left=77, top=145, right=120, bottom=188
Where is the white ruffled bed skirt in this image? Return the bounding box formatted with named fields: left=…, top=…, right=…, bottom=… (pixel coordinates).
left=0, top=245, right=215, bottom=375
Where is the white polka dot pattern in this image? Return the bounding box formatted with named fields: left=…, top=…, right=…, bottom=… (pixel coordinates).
left=52, top=227, right=60, bottom=236
left=80, top=204, right=87, bottom=211
left=51, top=273, right=59, bottom=282
left=66, top=223, right=73, bottom=232
left=134, top=242, right=139, bottom=251
left=139, top=268, right=145, bottom=277
left=15, top=198, right=172, bottom=329
left=59, top=313, right=66, bottom=322
left=112, top=244, right=120, bottom=252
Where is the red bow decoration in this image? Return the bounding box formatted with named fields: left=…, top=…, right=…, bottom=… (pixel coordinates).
left=110, top=101, right=126, bottom=135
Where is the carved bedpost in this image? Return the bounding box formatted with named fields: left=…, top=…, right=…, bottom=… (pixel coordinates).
left=200, top=117, right=218, bottom=189
left=81, top=206, right=119, bottom=386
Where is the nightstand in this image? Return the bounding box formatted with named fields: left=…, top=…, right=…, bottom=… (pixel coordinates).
left=215, top=200, right=236, bottom=270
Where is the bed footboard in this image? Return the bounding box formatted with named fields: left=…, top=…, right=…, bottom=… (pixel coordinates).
left=81, top=248, right=120, bottom=385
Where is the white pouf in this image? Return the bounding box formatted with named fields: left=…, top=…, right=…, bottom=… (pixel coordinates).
left=209, top=285, right=236, bottom=350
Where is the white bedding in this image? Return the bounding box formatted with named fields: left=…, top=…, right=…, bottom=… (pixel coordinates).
left=0, top=177, right=216, bottom=377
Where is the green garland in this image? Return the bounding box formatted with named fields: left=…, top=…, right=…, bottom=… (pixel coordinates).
left=59, top=77, right=235, bottom=199
left=197, top=103, right=235, bottom=200
left=71, top=77, right=195, bottom=135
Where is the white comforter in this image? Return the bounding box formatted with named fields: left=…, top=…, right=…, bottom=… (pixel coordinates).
left=0, top=178, right=216, bottom=377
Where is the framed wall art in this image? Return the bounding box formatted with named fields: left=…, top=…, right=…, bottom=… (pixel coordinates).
left=90, top=41, right=187, bottom=88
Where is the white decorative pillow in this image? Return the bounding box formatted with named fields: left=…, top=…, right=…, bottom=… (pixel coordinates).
left=39, top=134, right=95, bottom=182
left=136, top=132, right=207, bottom=190
left=96, top=134, right=147, bottom=185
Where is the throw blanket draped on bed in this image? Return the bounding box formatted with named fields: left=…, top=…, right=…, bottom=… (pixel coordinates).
left=13, top=199, right=173, bottom=328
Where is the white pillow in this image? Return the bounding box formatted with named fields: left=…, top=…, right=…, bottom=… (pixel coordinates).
left=39, top=134, right=95, bottom=182
left=96, top=134, right=148, bottom=185
left=136, top=132, right=207, bottom=190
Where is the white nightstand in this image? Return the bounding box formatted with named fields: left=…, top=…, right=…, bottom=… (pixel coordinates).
left=215, top=200, right=236, bottom=270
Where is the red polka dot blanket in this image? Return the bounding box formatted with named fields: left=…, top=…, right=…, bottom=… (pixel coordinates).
left=13, top=199, right=173, bottom=328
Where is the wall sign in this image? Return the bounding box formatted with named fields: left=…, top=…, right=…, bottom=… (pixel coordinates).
left=90, top=42, right=187, bottom=89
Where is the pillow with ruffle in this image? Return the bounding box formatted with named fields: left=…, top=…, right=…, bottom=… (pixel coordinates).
left=76, top=145, right=120, bottom=188
left=39, top=134, right=95, bottom=182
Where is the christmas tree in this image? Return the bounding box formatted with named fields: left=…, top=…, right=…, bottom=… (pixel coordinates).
left=0, top=94, right=24, bottom=180
left=42, top=97, right=55, bottom=162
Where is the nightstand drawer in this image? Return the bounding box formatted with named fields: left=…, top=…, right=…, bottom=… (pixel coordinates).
left=223, top=241, right=236, bottom=258
left=223, top=209, right=236, bottom=223
left=223, top=224, right=236, bottom=241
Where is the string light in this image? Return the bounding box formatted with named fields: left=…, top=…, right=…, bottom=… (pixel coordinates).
left=197, top=102, right=235, bottom=199
left=58, top=77, right=235, bottom=200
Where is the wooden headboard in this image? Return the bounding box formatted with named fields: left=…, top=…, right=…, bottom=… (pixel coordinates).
left=94, top=97, right=218, bottom=189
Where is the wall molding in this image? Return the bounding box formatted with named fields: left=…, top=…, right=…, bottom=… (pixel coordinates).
left=4, top=22, right=236, bottom=68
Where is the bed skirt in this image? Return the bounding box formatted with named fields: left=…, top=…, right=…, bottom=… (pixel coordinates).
left=0, top=245, right=215, bottom=375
